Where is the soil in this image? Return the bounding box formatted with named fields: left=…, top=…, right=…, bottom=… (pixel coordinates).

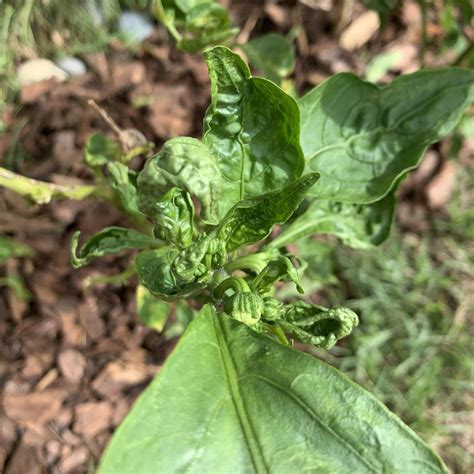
left=0, top=1, right=472, bottom=472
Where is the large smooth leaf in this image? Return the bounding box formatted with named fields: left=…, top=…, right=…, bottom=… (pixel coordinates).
left=138, top=137, right=221, bottom=224
left=299, top=69, right=474, bottom=203
left=99, top=305, right=448, bottom=473
left=217, top=173, right=319, bottom=251
left=203, top=46, right=305, bottom=216
left=270, top=192, right=396, bottom=250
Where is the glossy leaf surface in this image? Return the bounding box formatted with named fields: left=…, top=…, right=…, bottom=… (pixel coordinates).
left=299, top=69, right=474, bottom=203
left=203, top=46, right=305, bottom=216
left=218, top=173, right=319, bottom=251
left=99, top=305, right=448, bottom=473
left=71, top=227, right=157, bottom=268
left=138, top=137, right=221, bottom=224
left=271, top=192, right=396, bottom=250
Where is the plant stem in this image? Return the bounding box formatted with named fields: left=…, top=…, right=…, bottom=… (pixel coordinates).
left=213, top=276, right=251, bottom=299
left=270, top=324, right=290, bottom=346
left=224, top=253, right=272, bottom=274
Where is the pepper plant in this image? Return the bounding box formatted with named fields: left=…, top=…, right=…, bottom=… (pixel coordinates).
left=64, top=46, right=474, bottom=471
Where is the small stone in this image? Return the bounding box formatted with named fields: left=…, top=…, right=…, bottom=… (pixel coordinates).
left=118, top=11, right=155, bottom=43
left=17, top=59, right=68, bottom=86
left=56, top=57, right=87, bottom=76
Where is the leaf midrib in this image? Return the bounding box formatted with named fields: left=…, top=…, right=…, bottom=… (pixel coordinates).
left=213, top=315, right=268, bottom=474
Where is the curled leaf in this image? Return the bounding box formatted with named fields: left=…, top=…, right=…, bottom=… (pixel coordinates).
left=135, top=248, right=207, bottom=300
left=252, top=256, right=304, bottom=294
left=152, top=187, right=195, bottom=247
left=279, top=302, right=358, bottom=349
left=71, top=227, right=157, bottom=269
left=218, top=173, right=319, bottom=251
left=138, top=137, right=222, bottom=224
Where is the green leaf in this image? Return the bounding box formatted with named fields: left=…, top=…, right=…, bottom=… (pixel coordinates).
left=278, top=301, right=359, bottom=349
left=135, top=248, right=206, bottom=300
left=138, top=137, right=222, bottom=225
left=0, top=236, right=34, bottom=266
left=155, top=0, right=237, bottom=53
left=163, top=301, right=196, bottom=339
left=136, top=284, right=170, bottom=331
left=271, top=192, right=396, bottom=250
left=241, top=33, right=296, bottom=85
left=0, top=274, right=32, bottom=301
left=217, top=173, right=319, bottom=251
left=299, top=69, right=474, bottom=203
left=203, top=46, right=305, bottom=216
left=106, top=162, right=144, bottom=220
left=151, top=187, right=195, bottom=247
left=84, top=133, right=121, bottom=168
left=252, top=256, right=304, bottom=294
left=71, top=227, right=157, bottom=269
left=99, top=305, right=448, bottom=473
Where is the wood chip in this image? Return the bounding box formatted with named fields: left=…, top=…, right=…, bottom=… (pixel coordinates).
left=426, top=161, right=457, bottom=209
left=3, top=389, right=67, bottom=426
left=92, top=361, right=153, bottom=397
left=58, top=446, right=89, bottom=473
left=58, top=349, right=86, bottom=383
left=73, top=401, right=113, bottom=438
left=340, top=11, right=380, bottom=51
left=78, top=298, right=106, bottom=340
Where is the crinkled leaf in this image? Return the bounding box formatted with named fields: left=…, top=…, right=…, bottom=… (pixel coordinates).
left=0, top=236, right=34, bottom=266
left=152, top=187, right=195, bottom=247
left=253, top=256, right=304, bottom=294
left=84, top=133, right=121, bottom=168
left=271, top=192, right=396, bottom=250
left=279, top=301, right=359, bottom=349
left=203, top=46, right=305, bottom=216
left=71, top=227, right=157, bottom=269
left=218, top=173, right=319, bottom=251
left=99, top=305, right=448, bottom=473
left=106, top=162, right=144, bottom=220
left=241, top=33, right=295, bottom=85
left=135, top=248, right=206, bottom=300
left=299, top=69, right=474, bottom=203
left=138, top=137, right=221, bottom=224
left=136, top=284, right=170, bottom=331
